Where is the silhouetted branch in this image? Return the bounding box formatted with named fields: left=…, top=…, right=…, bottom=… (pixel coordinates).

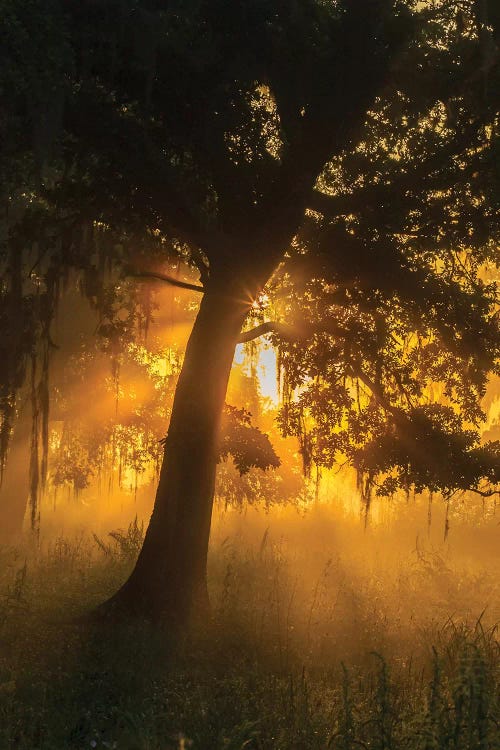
left=187, top=247, right=210, bottom=285
left=126, top=269, right=204, bottom=293
left=238, top=321, right=296, bottom=343
left=308, top=119, right=492, bottom=220
left=348, top=366, right=400, bottom=418
left=238, top=318, right=351, bottom=344
left=469, top=487, right=499, bottom=498
left=239, top=320, right=397, bottom=408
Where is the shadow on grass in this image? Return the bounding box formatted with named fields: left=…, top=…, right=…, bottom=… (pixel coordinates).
left=0, top=610, right=288, bottom=749
left=0, top=532, right=499, bottom=749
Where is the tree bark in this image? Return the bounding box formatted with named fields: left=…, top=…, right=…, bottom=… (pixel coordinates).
left=102, top=286, right=251, bottom=626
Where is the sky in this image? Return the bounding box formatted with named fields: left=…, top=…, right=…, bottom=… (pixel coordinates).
left=234, top=342, right=278, bottom=404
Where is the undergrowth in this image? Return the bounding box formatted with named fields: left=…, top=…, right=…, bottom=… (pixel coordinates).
left=0, top=521, right=498, bottom=749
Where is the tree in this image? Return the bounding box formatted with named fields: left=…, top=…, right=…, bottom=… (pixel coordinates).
left=49, top=343, right=279, bottom=502
left=1, top=0, right=499, bottom=626
left=0, top=278, right=280, bottom=535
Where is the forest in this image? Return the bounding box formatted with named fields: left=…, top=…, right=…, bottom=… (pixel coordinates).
left=0, top=0, right=499, bottom=747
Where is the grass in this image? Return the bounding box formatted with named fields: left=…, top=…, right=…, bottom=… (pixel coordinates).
left=0, top=517, right=499, bottom=749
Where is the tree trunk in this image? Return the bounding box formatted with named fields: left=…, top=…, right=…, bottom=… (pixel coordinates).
left=103, top=287, right=250, bottom=625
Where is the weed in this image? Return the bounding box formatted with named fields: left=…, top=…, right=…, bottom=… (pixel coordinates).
left=0, top=532, right=497, bottom=749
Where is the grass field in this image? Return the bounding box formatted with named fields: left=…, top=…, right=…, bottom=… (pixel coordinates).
left=0, top=509, right=499, bottom=749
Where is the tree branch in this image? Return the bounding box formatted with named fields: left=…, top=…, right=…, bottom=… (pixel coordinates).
left=126, top=269, right=204, bottom=293
left=469, top=487, right=499, bottom=498
left=238, top=321, right=297, bottom=343
left=307, top=119, right=489, bottom=220
left=238, top=319, right=348, bottom=344
left=239, top=320, right=405, bottom=419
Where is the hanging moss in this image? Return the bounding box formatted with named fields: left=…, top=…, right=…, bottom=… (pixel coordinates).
left=427, top=491, right=433, bottom=535
left=356, top=467, right=375, bottom=527
left=0, top=246, right=34, bottom=479
left=0, top=213, right=169, bottom=526
left=28, top=354, right=40, bottom=533
left=0, top=396, right=15, bottom=484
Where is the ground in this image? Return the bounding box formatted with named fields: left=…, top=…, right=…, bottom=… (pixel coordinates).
left=0, top=505, right=499, bottom=749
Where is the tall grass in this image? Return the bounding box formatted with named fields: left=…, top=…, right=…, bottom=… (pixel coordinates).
left=0, top=516, right=498, bottom=749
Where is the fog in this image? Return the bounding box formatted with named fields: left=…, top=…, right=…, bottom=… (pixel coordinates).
left=1, top=277, right=498, bottom=670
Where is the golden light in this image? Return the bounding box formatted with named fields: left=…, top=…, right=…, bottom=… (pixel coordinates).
left=251, top=292, right=270, bottom=312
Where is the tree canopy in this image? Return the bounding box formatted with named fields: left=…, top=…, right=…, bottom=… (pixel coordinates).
left=1, top=0, right=500, bottom=527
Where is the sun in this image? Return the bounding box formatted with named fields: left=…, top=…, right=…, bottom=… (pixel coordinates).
left=251, top=293, right=270, bottom=312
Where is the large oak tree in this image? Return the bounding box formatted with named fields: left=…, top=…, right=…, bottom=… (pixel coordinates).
left=1, top=0, right=500, bottom=626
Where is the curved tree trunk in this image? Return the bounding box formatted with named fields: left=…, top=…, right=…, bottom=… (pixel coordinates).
left=103, top=287, right=250, bottom=626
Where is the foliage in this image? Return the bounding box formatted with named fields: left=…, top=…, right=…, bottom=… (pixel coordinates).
left=1, top=0, right=500, bottom=516
left=93, top=516, right=145, bottom=563
left=50, top=339, right=178, bottom=494
left=48, top=341, right=284, bottom=504
left=219, top=406, right=280, bottom=475
left=267, top=1, right=500, bottom=500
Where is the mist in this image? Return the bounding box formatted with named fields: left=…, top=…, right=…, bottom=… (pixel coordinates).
left=2, top=275, right=498, bottom=668
left=2, top=2, right=500, bottom=746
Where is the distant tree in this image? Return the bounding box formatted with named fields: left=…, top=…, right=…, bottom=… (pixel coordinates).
left=0, top=289, right=280, bottom=533
left=50, top=348, right=279, bottom=501
left=1, top=0, right=499, bottom=627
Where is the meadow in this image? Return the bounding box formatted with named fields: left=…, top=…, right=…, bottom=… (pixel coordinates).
left=0, top=500, right=498, bottom=749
